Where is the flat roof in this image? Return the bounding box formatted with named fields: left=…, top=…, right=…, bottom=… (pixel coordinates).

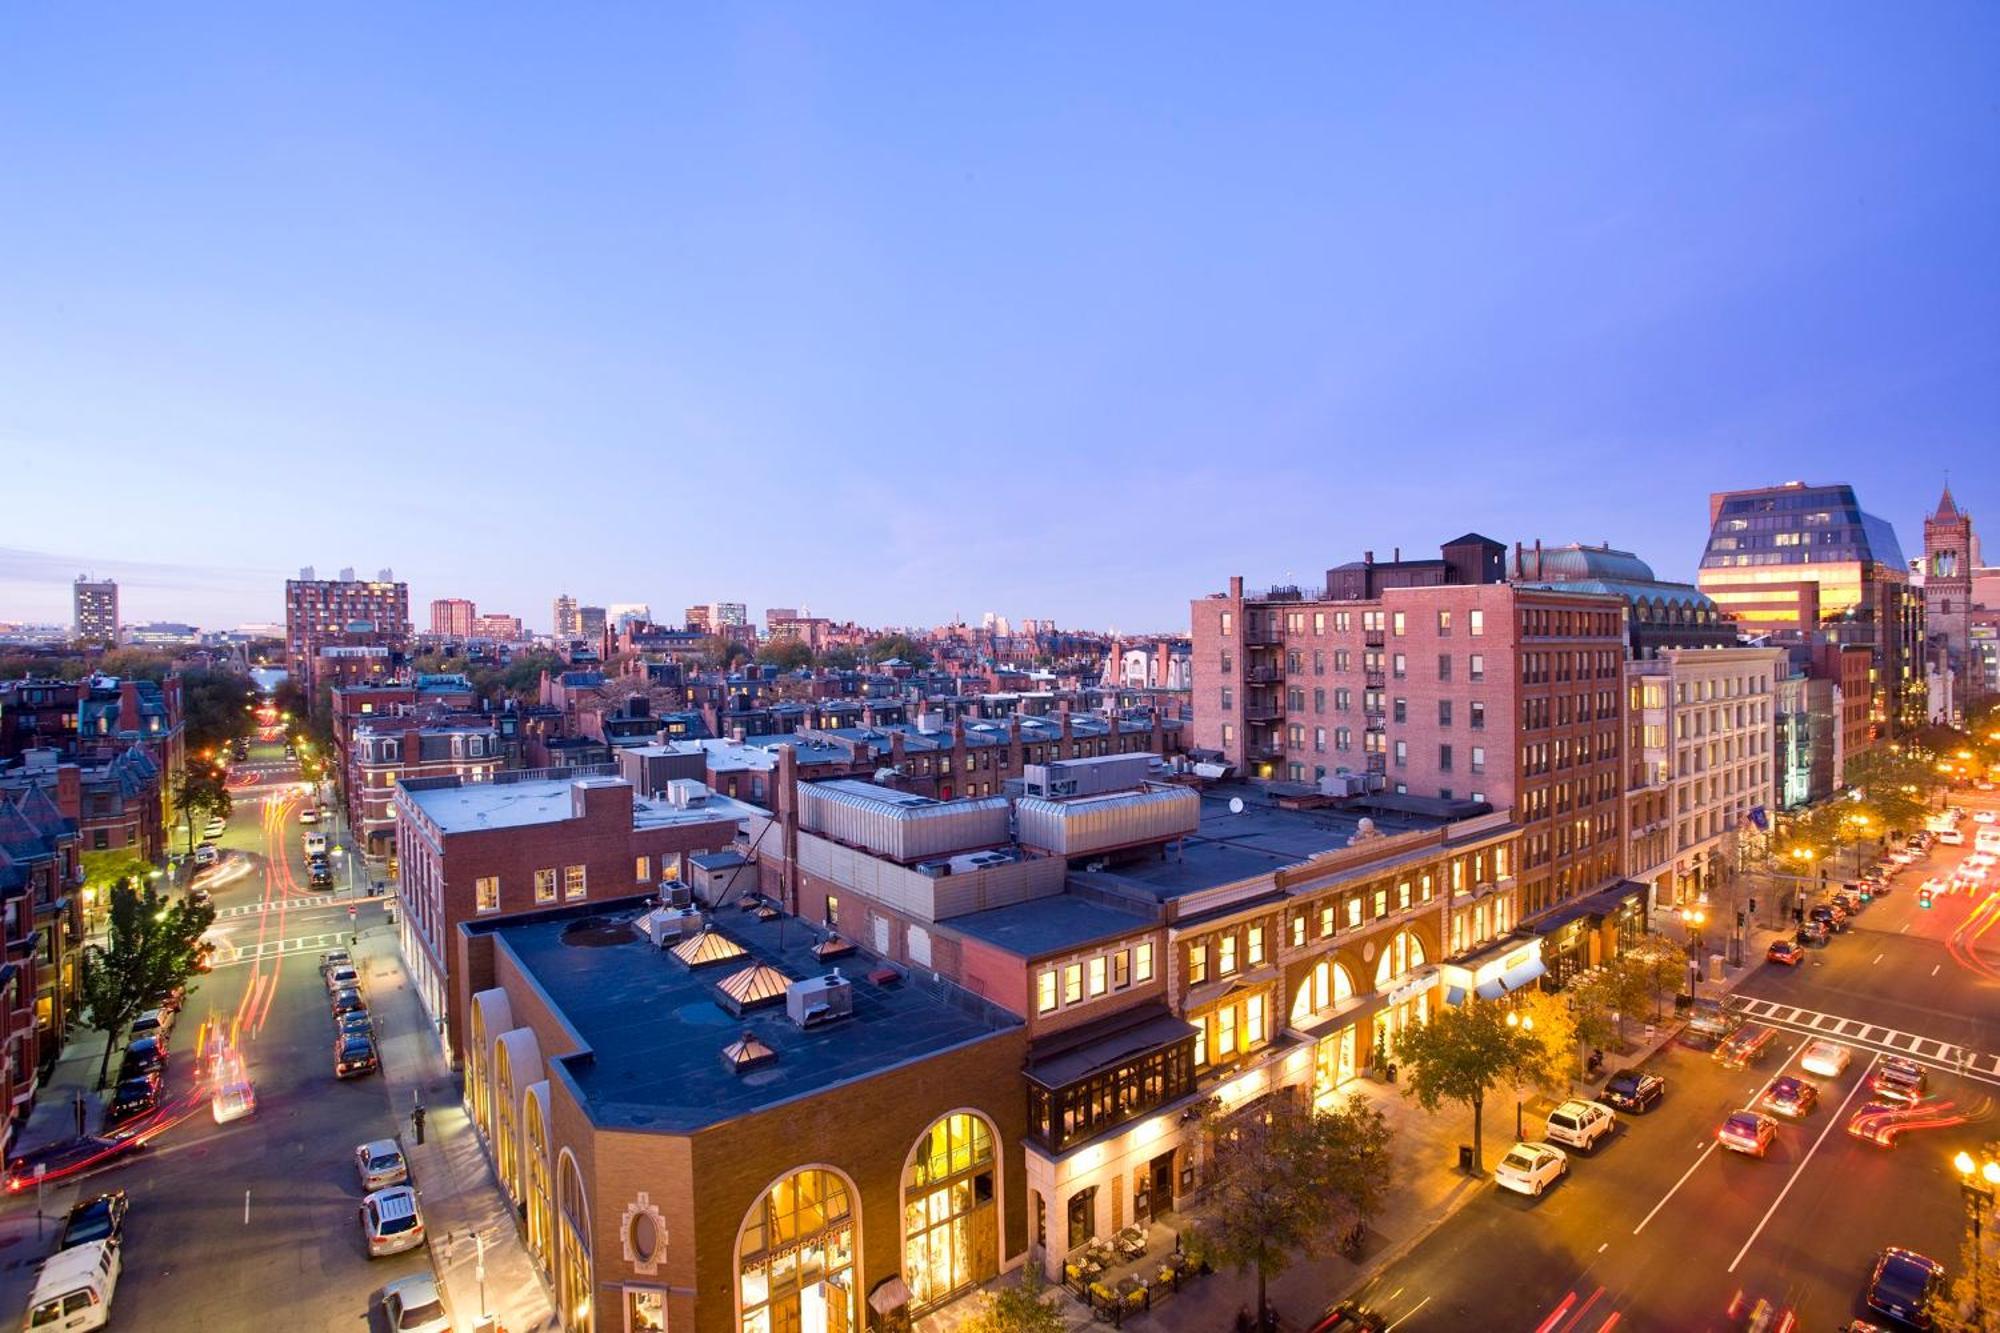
left=488, top=899, right=1021, bottom=1132
left=948, top=895, right=1157, bottom=958
left=401, top=776, right=757, bottom=834
left=1079, top=782, right=1454, bottom=901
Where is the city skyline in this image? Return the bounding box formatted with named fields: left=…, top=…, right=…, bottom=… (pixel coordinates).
left=4, top=5, right=1995, bottom=633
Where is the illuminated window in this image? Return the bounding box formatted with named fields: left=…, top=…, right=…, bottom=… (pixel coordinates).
left=475, top=876, right=499, bottom=914
left=1088, top=957, right=1107, bottom=996
left=1037, top=971, right=1057, bottom=1013
left=1246, top=993, right=1265, bottom=1046
left=534, top=868, right=557, bottom=904
left=739, top=1169, right=854, bottom=1333
left=1063, top=963, right=1082, bottom=1004
left=1247, top=926, right=1265, bottom=966
left=1320, top=905, right=1335, bottom=937
left=904, top=1115, right=997, bottom=1312
left=1113, top=951, right=1130, bottom=988
left=1218, top=935, right=1238, bottom=975
left=1217, top=1005, right=1238, bottom=1057
left=634, top=855, right=651, bottom=883
left=564, top=865, right=587, bottom=900
left=1188, top=944, right=1207, bottom=984
left=1134, top=943, right=1154, bottom=982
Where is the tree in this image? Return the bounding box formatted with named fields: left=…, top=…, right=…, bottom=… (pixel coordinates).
left=82, top=878, right=216, bottom=1087
left=179, top=667, right=258, bottom=756
left=818, top=645, right=860, bottom=670
left=959, top=1267, right=1066, bottom=1333
left=1928, top=1144, right=2000, bottom=1332
left=1201, top=1091, right=1394, bottom=1323
left=173, top=771, right=232, bottom=855
left=93, top=649, right=172, bottom=682
left=864, top=633, right=932, bottom=668
left=1616, top=933, right=1686, bottom=1024
left=756, top=638, right=814, bottom=672
left=1394, top=1000, right=1552, bottom=1173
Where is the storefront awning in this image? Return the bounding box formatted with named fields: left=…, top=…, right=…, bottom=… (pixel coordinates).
left=1473, top=956, right=1547, bottom=1000
left=869, top=1276, right=911, bottom=1313
left=1528, top=881, right=1649, bottom=936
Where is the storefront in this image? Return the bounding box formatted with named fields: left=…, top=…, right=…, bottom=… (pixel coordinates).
left=1370, top=931, right=1438, bottom=1063
left=1529, top=882, right=1650, bottom=989
left=1438, top=934, right=1546, bottom=1005
left=1288, top=958, right=1373, bottom=1106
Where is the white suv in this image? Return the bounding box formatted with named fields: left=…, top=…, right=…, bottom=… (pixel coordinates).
left=1544, top=1099, right=1617, bottom=1152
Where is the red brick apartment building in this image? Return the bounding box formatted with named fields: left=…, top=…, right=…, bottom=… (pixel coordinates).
left=392, top=770, right=750, bottom=1052
left=1192, top=534, right=1630, bottom=958
left=284, top=573, right=411, bottom=691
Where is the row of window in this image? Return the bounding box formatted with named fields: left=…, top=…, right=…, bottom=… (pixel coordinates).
left=1221, top=608, right=1490, bottom=639
left=1520, top=649, right=1622, bottom=683
left=1034, top=942, right=1157, bottom=1014
left=1519, top=608, right=1620, bottom=639
left=472, top=861, right=646, bottom=914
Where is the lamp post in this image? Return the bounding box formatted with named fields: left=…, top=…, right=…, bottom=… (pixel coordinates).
left=1506, top=1010, right=1534, bottom=1138
left=1681, top=904, right=1708, bottom=997
left=1955, top=1150, right=2000, bottom=1333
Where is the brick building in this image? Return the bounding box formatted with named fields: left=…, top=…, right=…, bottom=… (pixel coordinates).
left=457, top=896, right=1026, bottom=1333
left=71, top=577, right=118, bottom=646
left=392, top=770, right=751, bottom=1053
left=472, top=613, right=524, bottom=641
left=284, top=572, right=412, bottom=692
left=430, top=599, right=477, bottom=638
left=0, top=781, right=83, bottom=1121
left=1193, top=535, right=1629, bottom=948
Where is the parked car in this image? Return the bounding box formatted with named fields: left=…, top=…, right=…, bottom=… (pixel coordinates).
left=330, top=988, right=367, bottom=1019
left=4, top=1132, right=148, bottom=1193
left=324, top=964, right=361, bottom=994
left=310, top=866, right=334, bottom=889
left=1601, top=1069, right=1665, bottom=1114
left=381, top=1273, right=452, bottom=1333
left=335, top=1033, right=380, bottom=1079
left=203, top=818, right=226, bottom=839
left=57, top=1191, right=128, bottom=1252
left=356, top=1139, right=410, bottom=1191
left=1717, top=1109, right=1779, bottom=1157
left=320, top=948, right=353, bottom=975
left=192, top=843, right=218, bottom=867
left=1493, top=1141, right=1569, bottom=1197
left=1866, top=1247, right=1945, bottom=1327
left=1716, top=1024, right=1777, bottom=1070
left=299, top=807, right=319, bottom=825
left=102, top=1074, right=164, bottom=1130
left=128, top=1008, right=173, bottom=1043
left=360, top=1186, right=425, bottom=1257
left=1797, top=920, right=1831, bottom=947
left=1800, top=1040, right=1853, bottom=1077
left=1766, top=939, right=1805, bottom=967
left=337, top=1010, right=375, bottom=1041
left=119, top=1036, right=167, bottom=1083
left=1543, top=1100, right=1617, bottom=1152
left=1759, top=1076, right=1819, bottom=1119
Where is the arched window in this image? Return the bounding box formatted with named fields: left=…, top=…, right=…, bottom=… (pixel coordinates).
left=1374, top=931, right=1426, bottom=990
left=1289, top=959, right=1356, bottom=1026
left=739, top=1168, right=856, bottom=1333
left=494, top=1041, right=519, bottom=1201
left=558, top=1151, right=593, bottom=1333
left=468, top=1003, right=490, bottom=1140
left=903, top=1113, right=997, bottom=1312
left=524, top=1084, right=554, bottom=1274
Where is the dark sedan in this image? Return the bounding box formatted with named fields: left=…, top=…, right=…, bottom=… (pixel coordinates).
left=102, top=1074, right=164, bottom=1129
left=119, top=1035, right=168, bottom=1082
left=4, top=1130, right=147, bottom=1193
left=1601, top=1069, right=1665, bottom=1113
left=335, top=1033, right=379, bottom=1079
left=1867, top=1247, right=1944, bottom=1327
left=58, top=1190, right=128, bottom=1250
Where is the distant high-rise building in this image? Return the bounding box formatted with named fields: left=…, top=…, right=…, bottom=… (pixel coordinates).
left=1697, top=481, right=1924, bottom=730
left=471, top=613, right=523, bottom=640
left=685, top=605, right=713, bottom=633
left=553, top=594, right=580, bottom=638
left=72, top=576, right=118, bottom=645
left=579, top=606, right=608, bottom=639
left=710, top=602, right=748, bottom=629
left=430, top=598, right=476, bottom=638
left=284, top=572, right=412, bottom=689
left=607, top=603, right=652, bottom=634
left=1923, top=483, right=1977, bottom=721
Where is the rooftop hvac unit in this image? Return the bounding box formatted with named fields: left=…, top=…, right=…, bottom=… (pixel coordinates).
left=660, top=882, right=694, bottom=909
left=644, top=906, right=704, bottom=947
left=914, top=861, right=952, bottom=879
left=786, top=971, right=855, bottom=1028
left=664, top=778, right=710, bottom=809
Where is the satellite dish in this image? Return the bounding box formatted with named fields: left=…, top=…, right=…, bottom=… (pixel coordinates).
left=1228, top=797, right=1245, bottom=815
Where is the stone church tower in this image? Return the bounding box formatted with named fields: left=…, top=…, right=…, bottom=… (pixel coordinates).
left=1923, top=482, right=1975, bottom=717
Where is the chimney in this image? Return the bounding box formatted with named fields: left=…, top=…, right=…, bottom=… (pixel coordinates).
left=778, top=744, right=800, bottom=913
left=1534, top=538, right=1543, bottom=578
left=1008, top=715, right=1024, bottom=775
left=117, top=680, right=140, bottom=734
left=1364, top=550, right=1374, bottom=566
left=402, top=729, right=420, bottom=765
left=1393, top=547, right=1401, bottom=563
left=1058, top=706, right=1074, bottom=760
left=890, top=730, right=907, bottom=772
left=1514, top=541, right=1523, bottom=578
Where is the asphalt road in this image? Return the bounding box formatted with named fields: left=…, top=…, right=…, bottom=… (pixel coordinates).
left=9, top=740, right=424, bottom=1332
left=1352, top=792, right=2000, bottom=1332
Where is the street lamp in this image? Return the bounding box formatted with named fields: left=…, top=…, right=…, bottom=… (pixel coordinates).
left=1954, top=1150, right=2000, bottom=1332
left=1506, top=1011, right=1534, bottom=1138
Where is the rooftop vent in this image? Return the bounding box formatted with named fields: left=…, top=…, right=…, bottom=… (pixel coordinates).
left=664, top=778, right=710, bottom=809
left=720, top=1030, right=777, bottom=1074
left=786, top=970, right=855, bottom=1029
left=670, top=928, right=749, bottom=968
left=660, top=882, right=694, bottom=910
left=716, top=962, right=794, bottom=1015
left=642, top=906, right=704, bottom=947
left=812, top=935, right=857, bottom=962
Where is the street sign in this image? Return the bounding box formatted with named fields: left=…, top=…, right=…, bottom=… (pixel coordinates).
left=347, top=904, right=357, bottom=920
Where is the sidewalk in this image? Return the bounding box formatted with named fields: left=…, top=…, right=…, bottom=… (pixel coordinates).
left=356, top=919, right=558, bottom=1333
left=0, top=1032, right=113, bottom=1319
left=924, top=929, right=1794, bottom=1333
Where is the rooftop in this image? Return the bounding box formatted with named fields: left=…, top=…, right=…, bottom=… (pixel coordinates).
left=484, top=897, right=1022, bottom=1132
left=1076, top=781, right=1474, bottom=902
left=400, top=774, right=759, bottom=834
left=947, top=894, right=1158, bottom=958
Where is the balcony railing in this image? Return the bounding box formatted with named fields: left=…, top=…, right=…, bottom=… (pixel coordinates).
left=1244, top=666, right=1283, bottom=684
left=1364, top=631, right=1386, bottom=648
left=1247, top=743, right=1285, bottom=762
left=1364, top=671, right=1386, bottom=689
left=1244, top=624, right=1282, bottom=646
left=1242, top=706, right=1283, bottom=723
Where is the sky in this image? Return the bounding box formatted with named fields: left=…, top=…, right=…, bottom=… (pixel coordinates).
left=2, top=4, right=1996, bottom=635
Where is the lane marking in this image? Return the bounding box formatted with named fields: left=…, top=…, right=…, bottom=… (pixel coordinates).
left=1383, top=1296, right=1430, bottom=1331
left=1596, top=1242, right=1609, bottom=1253
left=1872, top=952, right=1884, bottom=965
left=1727, top=1053, right=1881, bottom=1273
left=1634, top=1145, right=1715, bottom=1235
left=1934, top=964, right=1943, bottom=976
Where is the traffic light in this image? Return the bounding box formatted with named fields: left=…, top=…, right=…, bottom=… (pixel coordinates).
left=1748, top=897, right=1757, bottom=914
left=1736, top=910, right=1747, bottom=928
left=1919, top=889, right=1933, bottom=910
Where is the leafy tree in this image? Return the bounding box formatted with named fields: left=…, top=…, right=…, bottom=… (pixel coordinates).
left=756, top=638, right=814, bottom=671
left=173, top=770, right=232, bottom=855
left=0, top=653, right=89, bottom=682
left=818, top=645, right=860, bottom=670
left=1201, top=1091, right=1394, bottom=1322
left=864, top=633, right=932, bottom=667
left=959, top=1267, right=1065, bottom=1333
left=702, top=635, right=752, bottom=670
left=82, top=879, right=216, bottom=1087
left=1615, top=934, right=1687, bottom=1024
left=1394, top=1000, right=1552, bottom=1173
left=93, top=649, right=172, bottom=682
left=179, top=667, right=258, bottom=756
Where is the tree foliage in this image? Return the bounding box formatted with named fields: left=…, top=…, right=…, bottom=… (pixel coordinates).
left=818, top=645, right=860, bottom=670
left=959, top=1267, right=1066, bottom=1333
left=864, top=633, right=932, bottom=667
left=702, top=635, right=752, bottom=670
left=1929, top=1142, right=2000, bottom=1332
left=172, top=770, right=232, bottom=854
left=1613, top=934, right=1686, bottom=1024
left=180, top=667, right=258, bottom=756
left=1200, top=1091, right=1394, bottom=1320
left=1394, top=1000, right=1552, bottom=1172
left=82, top=879, right=216, bottom=1087
left=756, top=638, right=815, bottom=672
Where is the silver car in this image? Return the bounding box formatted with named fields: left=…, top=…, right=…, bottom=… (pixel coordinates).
left=355, top=1139, right=408, bottom=1191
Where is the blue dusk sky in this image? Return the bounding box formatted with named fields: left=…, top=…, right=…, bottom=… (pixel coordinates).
left=2, top=4, right=1996, bottom=634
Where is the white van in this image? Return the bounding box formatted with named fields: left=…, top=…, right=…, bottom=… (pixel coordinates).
left=1976, top=828, right=2000, bottom=855
left=304, top=832, right=329, bottom=859
left=24, top=1238, right=120, bottom=1331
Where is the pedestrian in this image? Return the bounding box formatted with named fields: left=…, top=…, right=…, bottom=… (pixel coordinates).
left=412, top=1101, right=427, bottom=1145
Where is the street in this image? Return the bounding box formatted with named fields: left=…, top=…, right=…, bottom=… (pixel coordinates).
left=1352, top=791, right=2000, bottom=1332
left=0, top=740, right=435, bottom=1332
